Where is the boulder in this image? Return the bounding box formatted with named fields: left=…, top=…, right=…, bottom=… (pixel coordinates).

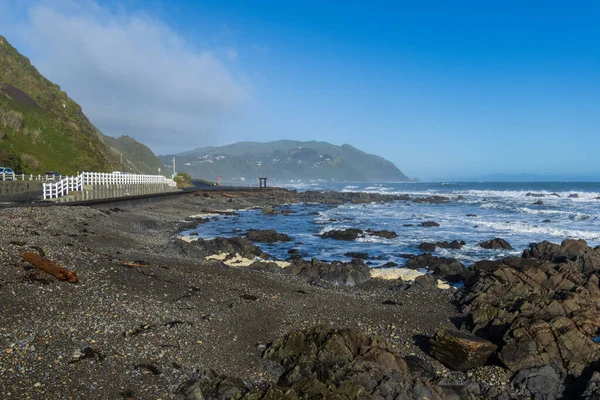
left=175, top=236, right=269, bottom=260
left=320, top=228, right=364, bottom=241
left=284, top=258, right=371, bottom=287
left=533, top=200, right=544, bottom=205
left=569, top=193, right=580, bottom=198
left=523, top=239, right=600, bottom=274
left=479, top=238, right=513, bottom=250
left=511, top=366, right=564, bottom=400
left=413, top=274, right=437, bottom=290
left=429, top=328, right=497, bottom=371
left=246, top=229, right=292, bottom=243
left=344, top=252, right=369, bottom=259
left=418, top=240, right=465, bottom=252
left=419, top=221, right=440, bottom=227
left=366, top=229, right=398, bottom=239
left=405, top=254, right=469, bottom=283
left=412, top=196, right=451, bottom=204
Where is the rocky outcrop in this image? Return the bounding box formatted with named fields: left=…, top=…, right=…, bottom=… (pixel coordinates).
left=345, top=252, right=369, bottom=259
left=419, top=240, right=465, bottom=252
left=366, top=229, right=398, bottom=239
left=479, top=238, right=513, bottom=250
left=320, top=228, right=364, bottom=241
left=406, top=254, right=469, bottom=283
left=175, top=236, right=268, bottom=259
left=420, top=221, right=440, bottom=227
left=429, top=328, right=497, bottom=371
left=284, top=258, right=371, bottom=287
left=456, top=239, right=600, bottom=393
left=178, top=326, right=494, bottom=399
left=246, top=229, right=292, bottom=243
left=412, top=196, right=451, bottom=204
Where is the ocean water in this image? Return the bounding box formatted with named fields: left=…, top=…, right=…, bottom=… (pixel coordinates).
left=183, top=182, right=600, bottom=267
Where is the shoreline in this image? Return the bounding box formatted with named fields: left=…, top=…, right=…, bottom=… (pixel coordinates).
left=2, top=188, right=599, bottom=399
left=0, top=190, right=462, bottom=399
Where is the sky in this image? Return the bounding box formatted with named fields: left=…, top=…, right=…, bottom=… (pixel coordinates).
left=0, top=0, right=599, bottom=180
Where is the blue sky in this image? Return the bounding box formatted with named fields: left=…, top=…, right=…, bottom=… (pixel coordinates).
left=1, top=0, right=599, bottom=180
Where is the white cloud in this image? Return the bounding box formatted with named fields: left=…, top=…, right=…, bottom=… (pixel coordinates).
left=17, top=1, right=249, bottom=153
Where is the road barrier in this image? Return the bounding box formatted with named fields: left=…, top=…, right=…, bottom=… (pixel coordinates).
left=1, top=173, right=62, bottom=181
left=43, top=172, right=176, bottom=200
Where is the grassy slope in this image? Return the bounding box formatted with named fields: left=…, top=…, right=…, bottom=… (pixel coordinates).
left=0, top=35, right=158, bottom=175
left=105, top=135, right=162, bottom=175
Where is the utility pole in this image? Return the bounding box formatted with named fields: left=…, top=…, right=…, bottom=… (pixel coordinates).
left=172, top=157, right=176, bottom=177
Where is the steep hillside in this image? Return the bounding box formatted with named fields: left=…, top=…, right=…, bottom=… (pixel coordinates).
left=161, top=140, right=410, bottom=183
left=0, top=35, right=157, bottom=175
left=104, top=135, right=162, bottom=175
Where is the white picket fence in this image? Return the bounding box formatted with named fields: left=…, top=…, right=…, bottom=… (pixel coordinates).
left=1, top=173, right=62, bottom=181
left=43, top=172, right=177, bottom=200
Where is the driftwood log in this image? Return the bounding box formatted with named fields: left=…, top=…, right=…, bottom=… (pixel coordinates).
left=21, top=252, right=78, bottom=283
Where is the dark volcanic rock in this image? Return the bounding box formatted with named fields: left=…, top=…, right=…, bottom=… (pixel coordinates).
left=413, top=274, right=437, bottom=290
left=542, top=219, right=552, bottom=223
left=175, top=236, right=268, bottom=260
left=406, top=254, right=469, bottom=283
left=285, top=258, right=371, bottom=287
left=569, top=193, right=580, bottom=198
left=466, top=213, right=477, bottom=217
left=412, top=195, right=451, bottom=204
left=419, top=221, right=440, bottom=227
left=344, top=252, right=369, bottom=259
left=320, top=228, right=364, bottom=241
left=179, top=326, right=490, bottom=400
left=418, top=240, right=465, bottom=252
left=366, top=229, right=398, bottom=239
left=246, top=229, right=292, bottom=243
left=456, top=239, right=600, bottom=383
left=479, top=238, right=513, bottom=250
left=429, top=328, right=497, bottom=371
left=533, top=200, right=544, bottom=205
left=511, top=366, right=564, bottom=400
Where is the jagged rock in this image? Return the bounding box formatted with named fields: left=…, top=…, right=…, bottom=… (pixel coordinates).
left=344, top=252, right=369, bottom=259
left=284, top=258, right=371, bottom=287
left=366, top=229, right=398, bottom=239
left=569, top=193, right=580, bottom=198
left=413, top=274, right=437, bottom=290
left=582, top=371, right=600, bottom=399
left=523, top=239, right=600, bottom=274
left=479, top=238, right=513, bottom=250
left=420, top=221, right=440, bottom=227
left=412, top=196, right=451, bottom=204
left=320, top=228, right=364, bottom=241
left=429, top=328, right=497, bottom=371
left=405, top=254, right=469, bottom=283
left=246, top=229, right=292, bottom=243
left=418, top=240, right=465, bottom=252
left=175, top=236, right=269, bottom=260
left=511, top=366, right=564, bottom=400
left=456, top=240, right=600, bottom=381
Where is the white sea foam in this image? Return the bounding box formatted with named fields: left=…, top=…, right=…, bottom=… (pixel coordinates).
left=471, top=220, right=600, bottom=241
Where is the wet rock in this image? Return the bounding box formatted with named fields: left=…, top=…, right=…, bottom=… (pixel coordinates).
left=262, top=206, right=275, bottom=215
left=366, top=229, right=398, bottom=239
left=406, top=254, right=469, bottom=283
left=246, top=229, right=292, bottom=243
left=320, top=228, right=364, bottom=241
left=413, top=274, right=437, bottom=290
left=526, top=193, right=545, bottom=197
left=247, top=261, right=283, bottom=274
left=569, top=193, right=580, bottom=198
left=403, top=224, right=414, bottom=227
left=418, top=240, right=465, bottom=252
left=582, top=371, right=600, bottom=399
left=456, top=195, right=465, bottom=201
left=429, top=328, right=497, bottom=371
left=542, top=219, right=552, bottom=223
left=175, top=236, right=269, bottom=260
left=479, top=238, right=513, bottom=250
left=466, top=214, right=477, bottom=217
left=511, top=365, right=564, bottom=400
left=284, top=258, right=371, bottom=287
left=533, top=200, right=544, bottom=205
left=523, top=239, right=600, bottom=274
left=287, top=248, right=300, bottom=255
left=412, top=195, right=451, bottom=204
left=551, top=193, right=561, bottom=197
left=381, top=261, right=398, bottom=268
left=344, top=252, right=369, bottom=259
left=419, top=221, right=440, bottom=227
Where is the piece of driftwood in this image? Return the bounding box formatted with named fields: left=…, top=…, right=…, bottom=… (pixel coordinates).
left=120, top=261, right=149, bottom=268
left=21, top=252, right=78, bottom=283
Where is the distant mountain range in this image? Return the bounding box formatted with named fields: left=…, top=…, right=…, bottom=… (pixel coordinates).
left=0, top=35, right=161, bottom=175
left=161, top=140, right=411, bottom=183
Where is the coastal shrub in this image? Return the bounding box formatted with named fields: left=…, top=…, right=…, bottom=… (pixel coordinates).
left=21, top=153, right=40, bottom=170
left=0, top=129, right=5, bottom=140
left=174, top=172, right=193, bottom=188
left=0, top=107, right=24, bottom=131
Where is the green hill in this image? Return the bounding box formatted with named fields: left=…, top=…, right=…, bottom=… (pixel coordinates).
left=0, top=35, right=160, bottom=175
left=105, top=135, right=163, bottom=175
left=161, top=140, right=410, bottom=183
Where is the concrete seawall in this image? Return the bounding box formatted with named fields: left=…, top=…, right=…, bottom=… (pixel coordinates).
left=0, top=181, right=43, bottom=196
